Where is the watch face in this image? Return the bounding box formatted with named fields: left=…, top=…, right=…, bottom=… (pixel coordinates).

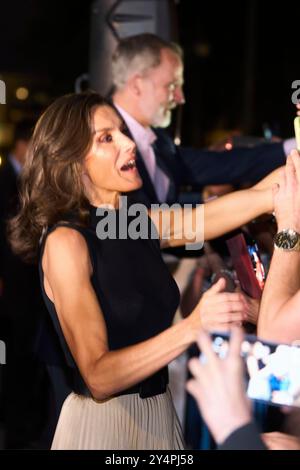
left=275, top=231, right=300, bottom=250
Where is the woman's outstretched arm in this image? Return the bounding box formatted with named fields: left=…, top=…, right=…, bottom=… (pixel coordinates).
left=203, top=185, right=273, bottom=241
left=150, top=166, right=282, bottom=248
left=203, top=166, right=282, bottom=240
left=150, top=183, right=276, bottom=249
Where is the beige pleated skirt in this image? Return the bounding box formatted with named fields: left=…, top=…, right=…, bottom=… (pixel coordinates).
left=51, top=387, right=185, bottom=450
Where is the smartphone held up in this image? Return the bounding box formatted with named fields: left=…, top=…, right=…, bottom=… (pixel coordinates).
left=200, top=332, right=300, bottom=409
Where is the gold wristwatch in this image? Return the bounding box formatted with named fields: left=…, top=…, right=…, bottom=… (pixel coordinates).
left=274, top=229, right=300, bottom=251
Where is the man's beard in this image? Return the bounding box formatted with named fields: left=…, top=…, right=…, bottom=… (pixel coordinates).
left=151, top=105, right=172, bottom=128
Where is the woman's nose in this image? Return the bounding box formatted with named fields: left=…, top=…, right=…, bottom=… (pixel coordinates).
left=120, top=132, right=136, bottom=154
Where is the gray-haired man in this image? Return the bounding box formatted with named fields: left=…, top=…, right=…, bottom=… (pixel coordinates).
left=111, top=33, right=293, bottom=207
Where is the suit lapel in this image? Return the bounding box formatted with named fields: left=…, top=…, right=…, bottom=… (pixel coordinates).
left=152, top=137, right=177, bottom=204
left=135, top=148, right=159, bottom=203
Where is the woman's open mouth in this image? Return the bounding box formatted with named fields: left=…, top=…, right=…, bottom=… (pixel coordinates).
left=120, top=159, right=137, bottom=172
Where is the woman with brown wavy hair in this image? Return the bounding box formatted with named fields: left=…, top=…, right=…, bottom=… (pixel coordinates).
left=9, top=92, right=279, bottom=449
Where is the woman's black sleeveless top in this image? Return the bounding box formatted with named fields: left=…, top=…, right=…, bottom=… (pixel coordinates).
left=39, top=206, right=180, bottom=398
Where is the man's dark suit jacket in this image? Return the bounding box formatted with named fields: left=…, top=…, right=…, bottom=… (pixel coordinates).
left=125, top=127, right=286, bottom=207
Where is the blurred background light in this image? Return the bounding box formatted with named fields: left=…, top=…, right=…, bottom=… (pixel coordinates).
left=16, top=87, right=29, bottom=100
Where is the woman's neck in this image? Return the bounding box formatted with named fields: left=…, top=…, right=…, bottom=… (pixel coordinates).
left=88, top=190, right=120, bottom=209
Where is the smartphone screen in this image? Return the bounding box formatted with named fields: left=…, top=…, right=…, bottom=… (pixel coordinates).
left=205, top=333, right=300, bottom=408
left=226, top=233, right=264, bottom=299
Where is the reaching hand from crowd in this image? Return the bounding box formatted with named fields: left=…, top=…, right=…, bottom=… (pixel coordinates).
left=273, top=150, right=300, bottom=233
left=186, top=327, right=252, bottom=445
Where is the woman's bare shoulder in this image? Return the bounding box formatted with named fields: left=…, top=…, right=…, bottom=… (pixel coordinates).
left=43, top=226, right=91, bottom=276
left=45, top=225, right=87, bottom=250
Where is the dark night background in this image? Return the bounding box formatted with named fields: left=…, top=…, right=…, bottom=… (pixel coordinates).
left=0, top=0, right=299, bottom=149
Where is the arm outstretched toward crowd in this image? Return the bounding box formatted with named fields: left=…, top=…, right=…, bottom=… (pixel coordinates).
left=202, top=184, right=273, bottom=240
left=252, top=166, right=283, bottom=191
left=150, top=167, right=282, bottom=248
